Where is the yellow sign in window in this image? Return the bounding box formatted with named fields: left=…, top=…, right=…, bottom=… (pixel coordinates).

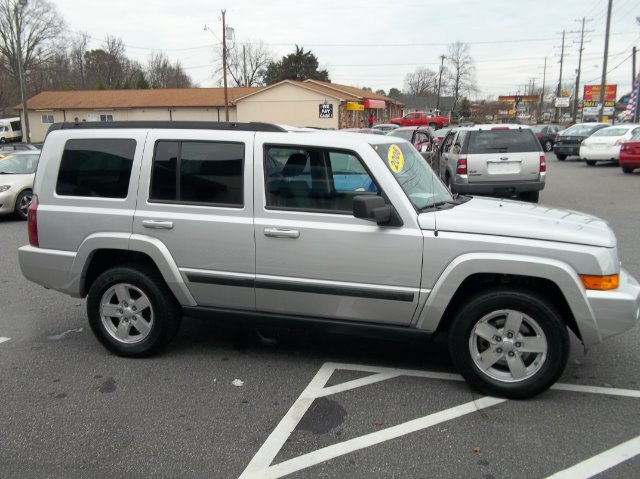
left=346, top=102, right=364, bottom=111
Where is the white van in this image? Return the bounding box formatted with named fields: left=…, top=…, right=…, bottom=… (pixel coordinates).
left=0, top=117, right=23, bottom=143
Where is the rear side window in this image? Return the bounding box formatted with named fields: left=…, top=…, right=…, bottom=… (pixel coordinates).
left=150, top=140, right=244, bottom=207
left=466, top=129, right=539, bottom=154
left=56, top=138, right=136, bottom=198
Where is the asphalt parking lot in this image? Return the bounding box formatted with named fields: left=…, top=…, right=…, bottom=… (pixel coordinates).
left=1, top=152, right=639, bottom=478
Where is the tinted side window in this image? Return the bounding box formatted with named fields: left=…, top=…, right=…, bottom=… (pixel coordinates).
left=56, top=138, right=136, bottom=198
left=265, top=146, right=378, bottom=213
left=150, top=140, right=244, bottom=207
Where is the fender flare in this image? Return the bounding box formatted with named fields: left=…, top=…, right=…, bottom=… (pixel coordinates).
left=414, top=252, right=602, bottom=346
left=70, top=233, right=196, bottom=306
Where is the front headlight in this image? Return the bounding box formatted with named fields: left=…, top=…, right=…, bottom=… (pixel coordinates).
left=0, top=185, right=11, bottom=192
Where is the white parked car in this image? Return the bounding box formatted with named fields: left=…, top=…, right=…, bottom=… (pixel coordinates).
left=579, top=124, right=640, bottom=166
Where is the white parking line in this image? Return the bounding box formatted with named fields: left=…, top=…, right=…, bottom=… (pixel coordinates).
left=239, top=362, right=501, bottom=479
left=240, top=362, right=640, bottom=479
left=0, top=337, right=10, bottom=344
left=546, top=435, right=640, bottom=479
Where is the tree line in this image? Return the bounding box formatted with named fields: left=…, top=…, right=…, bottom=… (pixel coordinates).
left=0, top=0, right=475, bottom=117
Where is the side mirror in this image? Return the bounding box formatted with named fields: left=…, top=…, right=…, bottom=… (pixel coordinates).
left=353, top=195, right=397, bottom=226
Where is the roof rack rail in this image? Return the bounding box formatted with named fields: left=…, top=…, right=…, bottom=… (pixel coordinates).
left=48, top=121, right=287, bottom=133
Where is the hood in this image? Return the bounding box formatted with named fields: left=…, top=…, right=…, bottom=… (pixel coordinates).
left=0, top=173, right=34, bottom=190
left=420, top=197, right=615, bottom=247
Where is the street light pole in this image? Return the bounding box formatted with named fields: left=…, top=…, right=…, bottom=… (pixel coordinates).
left=14, top=0, right=30, bottom=144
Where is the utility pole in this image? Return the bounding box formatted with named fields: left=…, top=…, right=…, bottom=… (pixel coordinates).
left=435, top=54, right=445, bottom=111
left=221, top=9, right=229, bottom=121
left=540, top=57, right=547, bottom=121
left=555, top=30, right=566, bottom=122
left=14, top=0, right=30, bottom=144
left=633, top=46, right=639, bottom=123
left=572, top=17, right=592, bottom=123
left=242, top=44, right=247, bottom=87
left=597, top=0, right=613, bottom=122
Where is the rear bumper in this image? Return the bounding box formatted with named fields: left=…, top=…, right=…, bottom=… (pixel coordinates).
left=619, top=154, right=640, bottom=168
left=586, top=269, right=640, bottom=344
left=18, top=245, right=79, bottom=297
left=452, top=176, right=545, bottom=195
left=580, top=145, right=620, bottom=161
left=553, top=145, right=580, bottom=156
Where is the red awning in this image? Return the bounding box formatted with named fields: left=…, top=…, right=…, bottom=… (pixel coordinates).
left=363, top=99, right=386, bottom=109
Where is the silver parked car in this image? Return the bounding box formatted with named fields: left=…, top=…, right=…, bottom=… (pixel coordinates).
left=439, top=124, right=545, bottom=203
left=0, top=150, right=40, bottom=219
left=18, top=121, right=640, bottom=399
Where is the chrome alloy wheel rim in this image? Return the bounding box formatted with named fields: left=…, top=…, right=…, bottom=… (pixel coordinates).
left=99, top=283, right=154, bottom=344
left=469, top=309, right=547, bottom=383
left=19, top=192, right=33, bottom=216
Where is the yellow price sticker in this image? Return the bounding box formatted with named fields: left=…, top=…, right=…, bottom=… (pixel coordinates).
left=387, top=144, right=404, bottom=173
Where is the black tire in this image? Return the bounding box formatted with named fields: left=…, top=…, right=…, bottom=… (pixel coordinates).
left=622, top=166, right=634, bottom=174
left=555, top=154, right=566, bottom=161
left=518, top=191, right=539, bottom=203
left=585, top=160, right=596, bottom=166
left=543, top=140, right=553, bottom=152
left=0, top=137, right=6, bottom=143
left=429, top=122, right=438, bottom=129
left=14, top=189, right=32, bottom=220
left=87, top=264, right=182, bottom=357
left=449, top=288, right=569, bottom=399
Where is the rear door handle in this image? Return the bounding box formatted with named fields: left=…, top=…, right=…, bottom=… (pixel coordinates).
left=142, top=219, right=174, bottom=230
left=264, top=228, right=300, bottom=239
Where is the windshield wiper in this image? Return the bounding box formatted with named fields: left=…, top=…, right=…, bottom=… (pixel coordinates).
left=420, top=200, right=459, bottom=211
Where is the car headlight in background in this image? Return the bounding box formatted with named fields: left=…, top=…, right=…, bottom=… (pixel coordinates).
left=0, top=185, right=11, bottom=192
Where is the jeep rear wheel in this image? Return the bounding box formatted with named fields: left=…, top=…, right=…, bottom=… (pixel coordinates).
left=555, top=154, right=566, bottom=161
left=585, top=160, right=597, bottom=166
left=449, top=288, right=569, bottom=399
left=87, top=265, right=181, bottom=357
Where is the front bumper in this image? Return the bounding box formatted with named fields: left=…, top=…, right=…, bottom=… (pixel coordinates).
left=0, top=189, right=17, bottom=216
left=586, top=269, right=640, bottom=344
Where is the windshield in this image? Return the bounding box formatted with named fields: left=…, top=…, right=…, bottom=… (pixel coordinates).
left=0, top=153, right=39, bottom=174
left=370, top=141, right=451, bottom=210
left=592, top=127, right=629, bottom=137
left=562, top=124, right=602, bottom=136
left=386, top=129, right=413, bottom=141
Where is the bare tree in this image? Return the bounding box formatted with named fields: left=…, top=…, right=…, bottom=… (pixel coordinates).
left=69, top=31, right=89, bottom=88
left=146, top=52, right=192, bottom=88
left=0, top=0, right=64, bottom=105
left=404, top=66, right=438, bottom=96
left=445, top=41, right=476, bottom=115
left=226, top=40, right=273, bottom=87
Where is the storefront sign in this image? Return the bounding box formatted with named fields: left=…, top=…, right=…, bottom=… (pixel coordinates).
left=319, top=103, right=333, bottom=118
left=346, top=102, right=364, bottom=111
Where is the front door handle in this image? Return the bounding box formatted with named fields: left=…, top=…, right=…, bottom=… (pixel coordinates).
left=264, top=227, right=300, bottom=239
left=142, top=219, right=174, bottom=230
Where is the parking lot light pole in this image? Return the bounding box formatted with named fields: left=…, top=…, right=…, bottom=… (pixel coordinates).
left=14, top=0, right=30, bottom=144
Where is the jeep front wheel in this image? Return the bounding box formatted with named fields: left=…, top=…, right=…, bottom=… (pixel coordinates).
left=87, top=265, right=181, bottom=357
left=449, top=288, right=569, bottom=399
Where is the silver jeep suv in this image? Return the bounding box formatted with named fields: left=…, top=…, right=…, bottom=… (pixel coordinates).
left=19, top=121, right=640, bottom=399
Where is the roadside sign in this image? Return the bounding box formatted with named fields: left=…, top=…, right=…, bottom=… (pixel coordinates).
left=555, top=97, right=570, bottom=107
left=584, top=85, right=617, bottom=101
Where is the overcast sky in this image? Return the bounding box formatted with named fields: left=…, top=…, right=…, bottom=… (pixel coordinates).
left=52, top=0, right=639, bottom=100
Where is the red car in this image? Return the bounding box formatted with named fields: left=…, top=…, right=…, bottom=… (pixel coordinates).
left=620, top=130, right=640, bottom=174
left=389, top=111, right=449, bottom=129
